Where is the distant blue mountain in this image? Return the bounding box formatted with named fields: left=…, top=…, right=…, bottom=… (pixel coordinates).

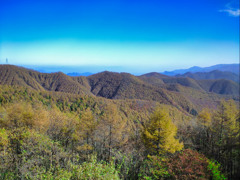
left=176, top=70, right=239, bottom=83
left=18, top=65, right=122, bottom=74
left=162, top=64, right=239, bottom=76
left=67, top=72, right=93, bottom=76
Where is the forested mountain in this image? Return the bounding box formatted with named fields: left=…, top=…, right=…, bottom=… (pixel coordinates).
left=177, top=70, right=239, bottom=82
left=162, top=63, right=239, bottom=76
left=141, top=71, right=239, bottom=95
left=197, top=79, right=239, bottom=95
left=0, top=65, right=91, bottom=95
left=0, top=64, right=239, bottom=179
left=0, top=65, right=239, bottom=115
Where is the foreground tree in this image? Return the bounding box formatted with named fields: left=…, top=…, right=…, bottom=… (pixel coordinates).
left=142, top=108, right=183, bottom=155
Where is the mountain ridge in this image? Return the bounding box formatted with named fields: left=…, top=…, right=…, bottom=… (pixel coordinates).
left=0, top=65, right=239, bottom=114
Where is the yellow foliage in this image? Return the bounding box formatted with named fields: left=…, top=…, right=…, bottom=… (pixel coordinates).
left=0, top=128, right=9, bottom=151
left=197, top=108, right=212, bottom=127
left=212, top=99, right=239, bottom=139
left=142, top=107, right=183, bottom=155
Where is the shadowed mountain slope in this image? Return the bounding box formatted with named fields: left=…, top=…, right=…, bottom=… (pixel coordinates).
left=198, top=79, right=239, bottom=95
left=88, top=71, right=176, bottom=103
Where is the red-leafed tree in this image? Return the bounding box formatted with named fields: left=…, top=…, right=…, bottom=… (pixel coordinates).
left=167, top=149, right=211, bottom=180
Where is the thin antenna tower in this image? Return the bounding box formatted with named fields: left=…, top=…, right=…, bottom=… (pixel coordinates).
left=6, top=58, right=8, bottom=64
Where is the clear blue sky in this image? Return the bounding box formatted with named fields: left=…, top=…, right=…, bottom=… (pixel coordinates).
left=0, top=0, right=239, bottom=73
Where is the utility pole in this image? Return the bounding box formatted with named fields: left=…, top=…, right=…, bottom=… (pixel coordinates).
left=6, top=58, right=8, bottom=64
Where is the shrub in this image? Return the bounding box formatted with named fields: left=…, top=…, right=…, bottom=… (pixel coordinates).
left=138, top=155, right=170, bottom=180
left=208, top=160, right=226, bottom=180
left=167, top=149, right=211, bottom=179
left=71, top=155, right=120, bottom=180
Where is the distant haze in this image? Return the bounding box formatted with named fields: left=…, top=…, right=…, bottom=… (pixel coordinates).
left=0, top=63, right=237, bottom=77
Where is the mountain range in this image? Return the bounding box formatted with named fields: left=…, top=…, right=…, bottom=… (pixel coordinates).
left=67, top=72, right=93, bottom=76
left=176, top=70, right=239, bottom=83
left=162, top=64, right=239, bottom=76
left=0, top=65, right=239, bottom=115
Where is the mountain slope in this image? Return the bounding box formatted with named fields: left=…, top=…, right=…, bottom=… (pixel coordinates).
left=0, top=65, right=90, bottom=95
left=198, top=79, right=239, bottom=95
left=0, top=65, right=45, bottom=91
left=142, top=71, right=239, bottom=96
left=88, top=71, right=172, bottom=103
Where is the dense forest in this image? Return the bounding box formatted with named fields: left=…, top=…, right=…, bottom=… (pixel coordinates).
left=0, top=65, right=239, bottom=179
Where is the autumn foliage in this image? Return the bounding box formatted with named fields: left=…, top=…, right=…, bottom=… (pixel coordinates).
left=0, top=84, right=238, bottom=179
left=167, top=149, right=210, bottom=179
left=142, top=108, right=183, bottom=155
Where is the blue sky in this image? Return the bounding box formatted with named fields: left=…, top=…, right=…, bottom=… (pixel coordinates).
left=0, top=0, right=239, bottom=73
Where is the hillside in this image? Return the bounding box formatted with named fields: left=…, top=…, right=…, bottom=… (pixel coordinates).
left=88, top=71, right=169, bottom=100
left=177, top=70, right=239, bottom=82
left=141, top=71, right=239, bottom=96
left=0, top=65, right=91, bottom=95
left=0, top=65, right=45, bottom=91
left=198, top=79, right=239, bottom=95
